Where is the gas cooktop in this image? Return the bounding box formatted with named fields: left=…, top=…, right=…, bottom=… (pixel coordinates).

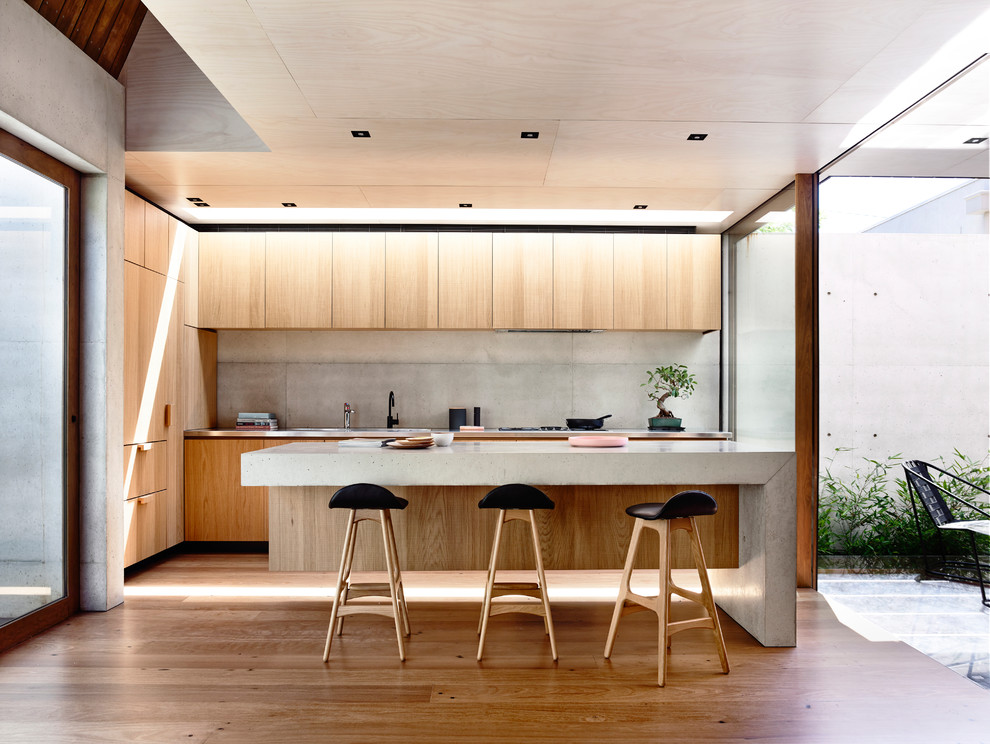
left=498, top=426, right=610, bottom=432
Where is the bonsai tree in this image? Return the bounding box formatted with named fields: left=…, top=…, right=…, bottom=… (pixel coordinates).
left=643, top=364, right=696, bottom=419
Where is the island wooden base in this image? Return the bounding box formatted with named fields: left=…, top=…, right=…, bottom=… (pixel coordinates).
left=268, top=484, right=739, bottom=572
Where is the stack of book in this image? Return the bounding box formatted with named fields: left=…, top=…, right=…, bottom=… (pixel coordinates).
left=236, top=412, right=278, bottom=430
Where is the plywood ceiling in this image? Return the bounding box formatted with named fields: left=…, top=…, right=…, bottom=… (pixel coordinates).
left=124, top=0, right=990, bottom=230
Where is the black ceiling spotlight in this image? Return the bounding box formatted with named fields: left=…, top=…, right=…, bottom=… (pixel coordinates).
left=281, top=202, right=297, bottom=207
left=521, top=132, right=540, bottom=139
left=186, top=197, right=203, bottom=202
left=964, top=137, right=987, bottom=144
left=193, top=201, right=210, bottom=207
left=687, top=133, right=708, bottom=141
left=459, top=203, right=473, bottom=208
left=351, top=130, right=371, bottom=138
left=633, top=204, right=648, bottom=209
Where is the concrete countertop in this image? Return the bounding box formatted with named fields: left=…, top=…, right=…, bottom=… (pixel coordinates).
left=186, top=427, right=732, bottom=440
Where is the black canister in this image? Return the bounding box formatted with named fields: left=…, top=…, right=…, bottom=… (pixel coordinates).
left=449, top=407, right=467, bottom=431
left=473, top=406, right=482, bottom=426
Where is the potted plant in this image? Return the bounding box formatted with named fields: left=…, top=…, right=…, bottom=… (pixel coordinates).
left=643, top=364, right=696, bottom=429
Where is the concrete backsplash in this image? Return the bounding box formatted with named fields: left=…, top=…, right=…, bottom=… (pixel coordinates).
left=217, top=330, right=721, bottom=431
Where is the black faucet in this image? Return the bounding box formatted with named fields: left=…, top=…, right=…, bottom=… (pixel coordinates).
left=387, top=390, right=399, bottom=429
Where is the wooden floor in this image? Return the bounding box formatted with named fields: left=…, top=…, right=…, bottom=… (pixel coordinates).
left=1, top=552, right=988, bottom=743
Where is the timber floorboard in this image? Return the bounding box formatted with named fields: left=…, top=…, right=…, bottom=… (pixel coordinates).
left=0, top=553, right=987, bottom=743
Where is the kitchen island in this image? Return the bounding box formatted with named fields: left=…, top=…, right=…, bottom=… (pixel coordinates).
left=242, top=439, right=796, bottom=646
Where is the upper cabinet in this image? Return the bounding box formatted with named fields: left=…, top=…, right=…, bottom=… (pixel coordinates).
left=553, top=233, right=613, bottom=329
left=386, top=232, right=438, bottom=329
left=198, top=232, right=266, bottom=329
left=667, top=234, right=721, bottom=331
left=613, top=234, right=668, bottom=330
left=439, top=232, right=492, bottom=329
left=333, top=233, right=385, bottom=328
left=193, top=230, right=719, bottom=332
left=124, top=191, right=146, bottom=266
left=266, top=232, right=333, bottom=329
left=492, top=233, right=553, bottom=329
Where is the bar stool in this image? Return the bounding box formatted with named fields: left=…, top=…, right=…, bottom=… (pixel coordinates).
left=323, top=483, right=411, bottom=662
left=477, top=483, right=558, bottom=661
left=603, top=490, right=730, bottom=686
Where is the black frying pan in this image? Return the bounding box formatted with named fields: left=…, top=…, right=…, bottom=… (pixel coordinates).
left=565, top=414, right=611, bottom=430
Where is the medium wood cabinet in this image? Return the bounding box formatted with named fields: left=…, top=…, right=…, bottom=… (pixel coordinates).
left=332, top=233, right=385, bottom=328
left=143, top=202, right=170, bottom=276
left=266, top=232, right=333, bottom=328
left=492, top=233, right=553, bottom=329
left=439, top=232, right=492, bottom=329
left=613, top=233, right=668, bottom=330
left=667, top=234, right=721, bottom=330
left=553, top=233, right=613, bottom=329
left=198, top=232, right=266, bottom=329
left=385, top=232, right=438, bottom=329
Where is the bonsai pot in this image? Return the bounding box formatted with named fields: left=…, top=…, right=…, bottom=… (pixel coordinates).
left=649, top=416, right=682, bottom=429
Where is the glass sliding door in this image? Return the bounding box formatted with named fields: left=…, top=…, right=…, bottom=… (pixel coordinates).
left=0, top=132, right=79, bottom=649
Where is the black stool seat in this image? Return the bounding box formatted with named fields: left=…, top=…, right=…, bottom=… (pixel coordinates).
left=479, top=483, right=554, bottom=510
left=330, top=483, right=408, bottom=511
left=625, top=490, right=717, bottom=521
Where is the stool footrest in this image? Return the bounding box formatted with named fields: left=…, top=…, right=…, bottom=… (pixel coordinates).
left=337, top=604, right=404, bottom=620
left=489, top=603, right=548, bottom=618
left=668, top=616, right=716, bottom=636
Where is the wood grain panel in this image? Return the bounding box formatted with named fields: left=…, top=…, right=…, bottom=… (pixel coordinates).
left=143, top=201, right=169, bottom=275
left=179, top=221, right=200, bottom=326
left=385, top=232, right=439, bottom=329
left=123, top=190, right=145, bottom=266
left=123, top=442, right=167, bottom=501
left=553, top=233, right=613, bottom=329
left=198, top=232, right=266, bottom=329
left=265, top=232, right=333, bottom=328
left=613, top=233, right=668, bottom=330
left=123, top=263, right=171, bottom=445
left=269, top=483, right=738, bottom=572
left=332, top=232, right=385, bottom=328
left=666, top=234, right=721, bottom=330
left=166, top=215, right=192, bottom=281
left=438, top=232, right=492, bottom=329
left=182, top=326, right=217, bottom=430
left=795, top=173, right=819, bottom=588
left=123, top=489, right=167, bottom=567
left=492, top=233, right=553, bottom=329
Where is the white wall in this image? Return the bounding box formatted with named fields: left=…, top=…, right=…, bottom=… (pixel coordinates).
left=820, top=233, right=989, bottom=474
left=217, top=330, right=722, bottom=431
left=0, top=0, right=126, bottom=611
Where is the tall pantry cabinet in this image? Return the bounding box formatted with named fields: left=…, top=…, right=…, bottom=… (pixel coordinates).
left=123, top=192, right=215, bottom=566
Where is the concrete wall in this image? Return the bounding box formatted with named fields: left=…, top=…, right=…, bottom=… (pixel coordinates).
left=0, top=0, right=126, bottom=611
left=217, top=330, right=722, bottom=431
left=820, top=232, right=989, bottom=475
left=867, top=179, right=989, bottom=235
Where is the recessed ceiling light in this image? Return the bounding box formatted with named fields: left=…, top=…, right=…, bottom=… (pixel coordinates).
left=964, top=137, right=987, bottom=144
left=186, top=197, right=203, bottom=202
left=521, top=132, right=539, bottom=139
left=687, top=133, right=708, bottom=141
left=633, top=204, right=648, bottom=210
left=459, top=203, right=473, bottom=208
left=281, top=202, right=297, bottom=207
left=193, top=201, right=210, bottom=207
left=351, top=130, right=371, bottom=138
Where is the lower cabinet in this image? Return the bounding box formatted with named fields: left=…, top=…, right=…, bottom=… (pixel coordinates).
left=124, top=491, right=168, bottom=567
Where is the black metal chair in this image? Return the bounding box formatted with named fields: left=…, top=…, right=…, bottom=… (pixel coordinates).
left=903, top=460, right=990, bottom=607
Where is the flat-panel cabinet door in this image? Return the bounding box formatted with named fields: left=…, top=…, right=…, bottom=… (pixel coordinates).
left=553, top=233, right=613, bottom=329
left=143, top=202, right=170, bottom=276
left=124, top=263, right=172, bottom=445
left=333, top=233, right=385, bottom=328
left=439, top=232, right=492, bottom=329
left=613, top=233, right=668, bottom=330
left=667, top=234, right=721, bottom=330
left=492, top=233, right=552, bottom=329
left=266, top=232, right=333, bottom=328
left=124, top=190, right=145, bottom=266
left=198, top=232, right=266, bottom=329
left=385, top=232, right=438, bottom=329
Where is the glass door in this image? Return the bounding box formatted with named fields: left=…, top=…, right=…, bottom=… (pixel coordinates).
left=0, top=132, right=79, bottom=650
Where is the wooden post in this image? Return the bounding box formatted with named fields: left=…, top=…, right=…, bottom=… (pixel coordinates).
left=795, top=174, right=819, bottom=588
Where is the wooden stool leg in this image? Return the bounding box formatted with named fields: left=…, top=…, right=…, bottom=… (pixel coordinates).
left=657, top=520, right=671, bottom=687
left=383, top=510, right=410, bottom=637
left=604, top=518, right=644, bottom=658
left=324, top=510, right=357, bottom=662
left=528, top=510, right=557, bottom=661
left=335, top=515, right=360, bottom=636
left=379, top=510, right=406, bottom=661
left=687, top=517, right=730, bottom=674
left=477, top=511, right=506, bottom=661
